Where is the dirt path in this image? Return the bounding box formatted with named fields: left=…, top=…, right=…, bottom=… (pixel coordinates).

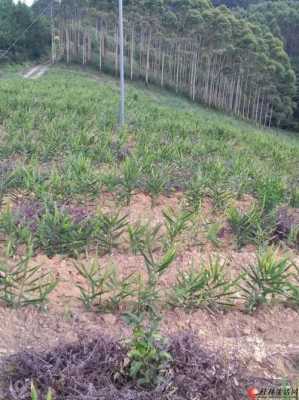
left=23, top=64, right=49, bottom=79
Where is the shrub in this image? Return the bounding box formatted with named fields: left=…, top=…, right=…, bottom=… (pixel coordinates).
left=0, top=251, right=57, bottom=308
left=256, top=176, right=285, bottom=211
left=128, top=222, right=162, bottom=255
left=163, top=207, right=194, bottom=246
left=74, top=259, right=113, bottom=310
left=123, top=312, right=171, bottom=388
left=37, top=204, right=93, bottom=257
left=169, top=257, right=237, bottom=310
left=207, top=184, right=233, bottom=210
left=205, top=222, right=223, bottom=247
left=184, top=177, right=205, bottom=213
left=0, top=208, right=33, bottom=254
left=48, top=154, right=102, bottom=199
left=144, top=166, right=168, bottom=207
left=2, top=199, right=94, bottom=257
left=227, top=205, right=264, bottom=249
left=93, top=212, right=128, bottom=255
left=74, top=259, right=136, bottom=311
left=122, top=245, right=176, bottom=388
left=240, top=247, right=293, bottom=313
left=118, top=157, right=141, bottom=205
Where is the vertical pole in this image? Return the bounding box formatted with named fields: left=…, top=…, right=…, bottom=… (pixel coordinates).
left=51, top=1, right=56, bottom=64
left=118, top=0, right=125, bottom=127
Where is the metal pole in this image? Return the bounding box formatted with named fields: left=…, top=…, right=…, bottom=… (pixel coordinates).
left=118, top=0, right=125, bottom=127
left=51, top=2, right=55, bottom=64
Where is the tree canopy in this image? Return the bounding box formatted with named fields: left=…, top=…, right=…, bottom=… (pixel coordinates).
left=7, top=0, right=298, bottom=128
left=48, top=0, right=295, bottom=126
left=0, top=0, right=50, bottom=61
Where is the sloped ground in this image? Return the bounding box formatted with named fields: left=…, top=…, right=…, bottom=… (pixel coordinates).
left=0, top=194, right=298, bottom=386
left=22, top=64, right=49, bottom=80
left=0, top=67, right=299, bottom=398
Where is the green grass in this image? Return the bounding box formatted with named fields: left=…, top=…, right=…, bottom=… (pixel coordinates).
left=0, top=65, right=298, bottom=209
left=0, top=65, right=298, bottom=261
left=0, top=62, right=31, bottom=80
left=1, top=65, right=299, bottom=392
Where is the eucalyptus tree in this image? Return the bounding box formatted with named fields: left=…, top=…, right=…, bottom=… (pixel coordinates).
left=0, top=0, right=50, bottom=61
left=52, top=0, right=296, bottom=127
left=245, top=1, right=299, bottom=127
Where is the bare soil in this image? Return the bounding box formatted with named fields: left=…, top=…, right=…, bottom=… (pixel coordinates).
left=1, top=193, right=299, bottom=384
left=22, top=65, right=49, bottom=79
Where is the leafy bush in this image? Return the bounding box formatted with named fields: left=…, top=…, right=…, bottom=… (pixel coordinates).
left=0, top=208, right=33, bottom=254
left=128, top=222, right=149, bottom=255
left=184, top=177, right=204, bottom=213
left=37, top=204, right=93, bottom=257
left=74, top=259, right=113, bottom=310
left=93, top=212, right=128, bottom=255
left=1, top=200, right=94, bottom=257
left=122, top=246, right=176, bottom=388
left=118, top=157, right=141, bottom=205
left=208, top=184, right=233, bottom=210
left=205, top=222, right=223, bottom=247
left=228, top=159, right=252, bottom=200
left=256, top=176, right=285, bottom=211
left=48, top=154, right=102, bottom=199
left=163, top=207, right=194, bottom=246
left=227, top=205, right=264, bottom=249
left=240, top=248, right=293, bottom=312
left=123, top=312, right=171, bottom=388
left=144, top=166, right=168, bottom=207
left=169, top=258, right=237, bottom=310
left=74, top=259, right=136, bottom=311
left=106, top=267, right=137, bottom=311
left=0, top=251, right=57, bottom=308
left=128, top=222, right=162, bottom=255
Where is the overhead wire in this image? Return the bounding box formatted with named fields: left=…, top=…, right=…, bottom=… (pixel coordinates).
left=0, top=1, right=53, bottom=59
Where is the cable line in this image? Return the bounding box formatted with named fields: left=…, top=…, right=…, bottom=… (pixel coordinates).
left=0, top=2, right=52, bottom=59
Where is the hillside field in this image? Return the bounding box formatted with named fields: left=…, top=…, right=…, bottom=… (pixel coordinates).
left=0, top=66, right=299, bottom=399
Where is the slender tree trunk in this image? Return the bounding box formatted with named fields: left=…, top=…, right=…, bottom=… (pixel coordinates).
left=130, top=26, right=135, bottom=80
left=161, top=52, right=165, bottom=87
left=145, top=30, right=152, bottom=85
left=269, top=104, right=273, bottom=128
left=66, top=27, right=70, bottom=64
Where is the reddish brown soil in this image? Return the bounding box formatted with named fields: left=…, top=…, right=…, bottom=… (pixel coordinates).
left=0, top=193, right=299, bottom=383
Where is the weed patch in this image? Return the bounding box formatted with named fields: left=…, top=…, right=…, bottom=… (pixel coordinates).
left=1, top=333, right=245, bottom=400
